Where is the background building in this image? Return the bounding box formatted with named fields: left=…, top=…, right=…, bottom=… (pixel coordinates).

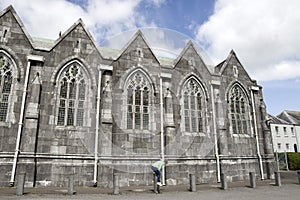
left=0, top=6, right=274, bottom=187
left=269, top=110, right=300, bottom=153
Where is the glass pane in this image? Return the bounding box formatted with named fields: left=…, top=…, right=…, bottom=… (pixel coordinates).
left=185, top=117, right=190, bottom=132
left=191, top=117, right=196, bottom=132
left=127, top=113, right=133, bottom=129
left=135, top=89, right=141, bottom=105
left=76, top=108, right=84, bottom=126
left=128, top=105, right=132, bottom=112
left=2, top=94, right=9, bottom=102
left=190, top=93, right=195, bottom=110
left=184, top=93, right=189, bottom=109
left=69, top=82, right=76, bottom=99
left=198, top=116, right=203, bottom=132
left=135, top=106, right=140, bottom=113
left=143, top=89, right=149, bottom=105
left=59, top=99, right=65, bottom=107
left=231, top=114, right=236, bottom=134
left=67, top=108, right=74, bottom=125
left=0, top=102, right=8, bottom=121
left=135, top=113, right=140, bottom=129
left=78, top=82, right=85, bottom=100
left=127, top=88, right=133, bottom=104
left=197, top=94, right=201, bottom=110
left=78, top=100, right=84, bottom=108
left=143, top=114, right=149, bottom=130
left=3, top=76, right=12, bottom=93
left=57, top=107, right=65, bottom=125
left=69, top=100, right=75, bottom=108
left=143, top=106, right=148, bottom=113
left=60, top=81, right=67, bottom=98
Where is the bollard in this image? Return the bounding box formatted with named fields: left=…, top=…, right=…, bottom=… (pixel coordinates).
left=274, top=171, right=281, bottom=187
left=113, top=173, right=120, bottom=195
left=153, top=173, right=160, bottom=194
left=249, top=172, right=256, bottom=188
left=16, top=173, right=25, bottom=196
left=221, top=173, right=227, bottom=190
left=189, top=173, right=196, bottom=192
left=68, top=175, right=75, bottom=195
left=297, top=171, right=300, bottom=185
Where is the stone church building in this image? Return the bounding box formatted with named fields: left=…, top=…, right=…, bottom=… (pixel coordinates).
left=0, top=6, right=274, bottom=187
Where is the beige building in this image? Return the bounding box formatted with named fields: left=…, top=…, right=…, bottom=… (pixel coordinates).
left=269, top=110, right=300, bottom=152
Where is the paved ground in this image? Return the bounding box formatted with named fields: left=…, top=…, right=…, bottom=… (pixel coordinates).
left=0, top=171, right=299, bottom=200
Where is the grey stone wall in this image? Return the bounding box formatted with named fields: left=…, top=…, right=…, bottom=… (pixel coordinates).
left=0, top=6, right=275, bottom=187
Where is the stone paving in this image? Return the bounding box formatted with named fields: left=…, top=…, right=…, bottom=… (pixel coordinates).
left=0, top=171, right=299, bottom=200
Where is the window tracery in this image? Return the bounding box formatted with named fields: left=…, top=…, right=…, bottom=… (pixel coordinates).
left=126, top=72, right=150, bottom=130
left=182, top=78, right=203, bottom=132
left=0, top=55, right=12, bottom=122
left=57, top=64, right=86, bottom=126
left=229, top=85, right=250, bottom=135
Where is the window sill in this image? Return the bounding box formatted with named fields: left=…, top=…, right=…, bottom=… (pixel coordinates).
left=232, top=133, right=251, bottom=138
left=0, top=121, right=11, bottom=127
left=182, top=132, right=205, bottom=137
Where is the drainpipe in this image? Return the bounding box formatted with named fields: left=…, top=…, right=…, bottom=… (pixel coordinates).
left=93, top=64, right=113, bottom=186
left=93, top=67, right=102, bottom=186
left=10, top=55, right=44, bottom=186
left=159, top=74, right=165, bottom=185
left=250, top=86, right=264, bottom=180
left=210, top=81, right=221, bottom=182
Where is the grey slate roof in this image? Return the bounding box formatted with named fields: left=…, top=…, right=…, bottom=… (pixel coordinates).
left=268, top=114, right=289, bottom=124
left=277, top=110, right=300, bottom=124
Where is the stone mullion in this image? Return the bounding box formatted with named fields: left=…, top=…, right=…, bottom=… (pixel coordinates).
left=188, top=94, right=192, bottom=132
left=140, top=88, right=144, bottom=130
left=0, top=77, right=4, bottom=102
left=132, top=89, right=136, bottom=129
left=65, top=81, right=70, bottom=126
left=74, top=81, right=79, bottom=126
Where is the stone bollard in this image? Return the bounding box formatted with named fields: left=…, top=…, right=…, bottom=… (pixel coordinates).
left=275, top=171, right=281, bottom=187
left=113, top=173, right=120, bottom=195
left=153, top=173, right=160, bottom=194
left=189, top=173, right=196, bottom=192
left=68, top=175, right=75, bottom=195
left=297, top=171, right=300, bottom=185
left=221, top=173, right=227, bottom=190
left=16, top=173, right=25, bottom=196
left=249, top=172, right=256, bottom=188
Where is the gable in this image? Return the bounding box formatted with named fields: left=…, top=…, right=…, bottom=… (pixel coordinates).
left=51, top=20, right=102, bottom=57
left=0, top=6, right=33, bottom=49
left=117, top=31, right=160, bottom=65
left=218, top=50, right=252, bottom=82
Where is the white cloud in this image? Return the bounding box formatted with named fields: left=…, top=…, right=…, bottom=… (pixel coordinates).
left=0, top=0, right=155, bottom=42
left=257, top=60, right=300, bottom=81
left=0, top=0, right=86, bottom=39
left=196, top=0, right=300, bottom=81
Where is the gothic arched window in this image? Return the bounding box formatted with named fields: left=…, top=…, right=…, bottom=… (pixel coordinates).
left=229, top=85, right=250, bottom=135
left=0, top=55, right=13, bottom=122
left=126, top=71, right=151, bottom=130
left=57, top=64, right=86, bottom=126
left=182, top=78, right=203, bottom=132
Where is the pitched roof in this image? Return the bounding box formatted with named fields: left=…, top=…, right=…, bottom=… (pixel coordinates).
left=268, top=114, right=289, bottom=124
left=277, top=110, right=300, bottom=124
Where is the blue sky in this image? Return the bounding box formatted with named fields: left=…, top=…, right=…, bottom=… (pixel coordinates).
left=0, top=0, right=300, bottom=115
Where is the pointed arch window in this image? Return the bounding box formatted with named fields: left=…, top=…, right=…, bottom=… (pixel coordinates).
left=57, top=64, right=86, bottom=126
left=126, top=72, right=151, bottom=130
left=229, top=85, right=250, bottom=135
left=182, top=78, right=203, bottom=132
left=0, top=55, right=12, bottom=122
